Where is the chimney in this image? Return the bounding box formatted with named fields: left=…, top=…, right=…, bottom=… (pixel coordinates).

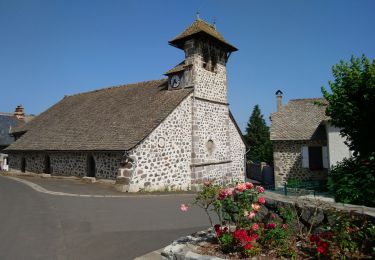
left=275, top=90, right=283, bottom=111
left=14, top=105, right=25, bottom=119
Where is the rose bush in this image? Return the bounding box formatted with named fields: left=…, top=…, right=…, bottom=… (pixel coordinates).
left=180, top=181, right=375, bottom=259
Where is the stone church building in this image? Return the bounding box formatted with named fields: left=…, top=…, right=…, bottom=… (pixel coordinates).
left=6, top=19, right=246, bottom=192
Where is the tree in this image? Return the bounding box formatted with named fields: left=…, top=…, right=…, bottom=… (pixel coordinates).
left=322, top=55, right=375, bottom=206
left=321, top=55, right=375, bottom=157
left=244, top=105, right=273, bottom=164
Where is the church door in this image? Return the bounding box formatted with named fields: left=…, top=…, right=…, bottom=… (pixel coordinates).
left=87, top=155, right=96, bottom=178
left=21, top=157, right=26, bottom=173
left=44, top=155, right=51, bottom=174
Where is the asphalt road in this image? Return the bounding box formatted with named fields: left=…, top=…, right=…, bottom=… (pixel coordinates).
left=0, top=176, right=208, bottom=260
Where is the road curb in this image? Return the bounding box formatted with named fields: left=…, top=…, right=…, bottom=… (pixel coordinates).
left=134, top=248, right=164, bottom=260
left=1, top=175, right=195, bottom=198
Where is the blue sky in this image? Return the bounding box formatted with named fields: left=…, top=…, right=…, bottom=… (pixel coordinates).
left=1, top=0, right=374, bottom=132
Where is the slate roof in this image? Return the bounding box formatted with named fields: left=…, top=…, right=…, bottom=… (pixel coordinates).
left=8, top=115, right=34, bottom=134
left=164, top=61, right=186, bottom=75
left=6, top=79, right=193, bottom=151
left=169, top=19, right=238, bottom=52
left=0, top=113, right=26, bottom=147
left=270, top=98, right=329, bottom=141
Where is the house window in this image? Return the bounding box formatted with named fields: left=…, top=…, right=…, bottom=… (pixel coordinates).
left=308, top=147, right=323, bottom=170
left=302, top=146, right=328, bottom=170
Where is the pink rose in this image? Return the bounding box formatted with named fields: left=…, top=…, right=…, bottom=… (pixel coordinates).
left=245, top=182, right=254, bottom=189
left=258, top=197, right=266, bottom=204
left=251, top=223, right=259, bottom=231
left=258, top=186, right=265, bottom=193
left=218, top=188, right=234, bottom=200
left=251, top=203, right=260, bottom=211
left=248, top=211, right=256, bottom=219
left=236, top=183, right=247, bottom=192
left=180, top=204, right=188, bottom=212
left=203, top=181, right=211, bottom=186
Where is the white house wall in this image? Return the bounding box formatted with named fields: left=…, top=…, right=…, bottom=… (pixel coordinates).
left=326, top=123, right=351, bottom=167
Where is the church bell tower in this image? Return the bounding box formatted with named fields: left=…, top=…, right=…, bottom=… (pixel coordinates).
left=165, top=18, right=241, bottom=188
left=165, top=18, right=237, bottom=104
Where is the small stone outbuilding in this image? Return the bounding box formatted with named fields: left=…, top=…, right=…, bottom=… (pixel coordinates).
left=270, top=92, right=351, bottom=188
left=5, top=18, right=246, bottom=192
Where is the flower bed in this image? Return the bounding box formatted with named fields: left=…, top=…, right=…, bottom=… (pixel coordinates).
left=180, top=181, right=375, bottom=259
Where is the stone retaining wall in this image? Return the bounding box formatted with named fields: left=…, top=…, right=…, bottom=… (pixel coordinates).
left=162, top=195, right=375, bottom=259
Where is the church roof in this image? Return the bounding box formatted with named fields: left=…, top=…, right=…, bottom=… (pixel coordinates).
left=270, top=98, right=329, bottom=141
left=164, top=61, right=186, bottom=75
left=6, top=79, right=193, bottom=151
left=169, top=19, right=238, bottom=52
left=0, top=114, right=23, bottom=146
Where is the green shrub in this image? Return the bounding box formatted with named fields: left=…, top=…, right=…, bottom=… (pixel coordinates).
left=328, top=152, right=375, bottom=207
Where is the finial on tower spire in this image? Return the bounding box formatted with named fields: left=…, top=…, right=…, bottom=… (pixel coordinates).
left=196, top=10, right=200, bottom=20
left=213, top=17, right=217, bottom=29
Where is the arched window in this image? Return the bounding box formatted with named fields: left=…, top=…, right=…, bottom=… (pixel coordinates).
left=87, top=155, right=96, bottom=178
left=206, top=139, right=215, bottom=156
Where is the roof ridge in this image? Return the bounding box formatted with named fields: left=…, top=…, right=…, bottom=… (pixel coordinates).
left=0, top=112, right=14, bottom=116
left=196, top=18, right=216, bottom=30
left=289, top=98, right=325, bottom=102
left=67, top=78, right=167, bottom=97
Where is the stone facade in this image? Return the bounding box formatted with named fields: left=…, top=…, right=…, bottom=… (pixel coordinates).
left=8, top=151, right=123, bottom=179
left=228, top=119, right=246, bottom=181
left=125, top=92, right=246, bottom=191
left=127, top=95, right=192, bottom=191
left=185, top=37, right=245, bottom=189
left=184, top=39, right=228, bottom=103
left=273, top=140, right=328, bottom=187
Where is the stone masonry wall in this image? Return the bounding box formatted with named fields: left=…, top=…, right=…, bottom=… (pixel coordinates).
left=8, top=151, right=122, bottom=179
left=273, top=140, right=328, bottom=188
left=184, top=39, right=227, bottom=103
left=50, top=152, right=87, bottom=177
left=128, top=95, right=192, bottom=192
left=8, top=152, right=45, bottom=173
left=185, top=38, right=245, bottom=187
left=190, top=99, right=232, bottom=186
left=194, top=163, right=232, bottom=186
left=228, top=118, right=246, bottom=182
left=193, top=62, right=227, bottom=103
left=193, top=99, right=230, bottom=164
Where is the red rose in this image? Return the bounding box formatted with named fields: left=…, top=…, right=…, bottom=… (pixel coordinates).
left=251, top=233, right=259, bottom=240
left=317, top=245, right=327, bottom=254
left=244, top=243, right=253, bottom=250
left=266, top=223, right=276, bottom=229
left=310, top=234, right=320, bottom=243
